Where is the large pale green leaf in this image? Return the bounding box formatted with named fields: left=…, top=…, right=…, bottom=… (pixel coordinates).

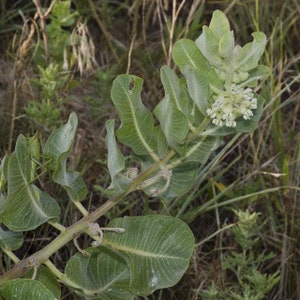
left=0, top=135, right=60, bottom=231
left=154, top=126, right=169, bottom=158
left=0, top=155, right=8, bottom=192
left=172, top=39, right=222, bottom=88
left=184, top=65, right=210, bottom=115
left=0, top=156, right=8, bottom=212
left=164, top=163, right=199, bottom=198
left=0, top=193, right=5, bottom=214
left=197, top=10, right=234, bottom=63
left=24, top=265, right=61, bottom=300
left=154, top=96, right=188, bottom=154
left=219, top=30, right=235, bottom=59
left=105, top=119, right=130, bottom=194
left=65, top=247, right=134, bottom=300
left=106, top=120, right=125, bottom=178
left=160, top=65, right=191, bottom=117
left=155, top=66, right=190, bottom=153
left=196, top=26, right=221, bottom=66
left=0, top=227, right=23, bottom=250
left=139, top=154, right=199, bottom=198
left=183, top=136, right=220, bottom=164
left=140, top=162, right=198, bottom=199
left=209, top=10, right=231, bottom=40
left=104, top=215, right=195, bottom=296
left=43, top=112, right=87, bottom=201
left=234, top=32, right=267, bottom=72
left=111, top=75, right=157, bottom=157
left=241, top=65, right=270, bottom=87
left=172, top=38, right=207, bottom=74
left=0, top=279, right=57, bottom=300
left=27, top=133, right=40, bottom=182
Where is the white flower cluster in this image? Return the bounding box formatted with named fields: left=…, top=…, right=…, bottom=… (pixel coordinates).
left=206, top=84, right=257, bottom=127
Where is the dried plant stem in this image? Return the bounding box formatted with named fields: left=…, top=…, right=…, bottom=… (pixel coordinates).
left=126, top=34, right=136, bottom=74
left=8, top=20, right=36, bottom=153
left=156, top=0, right=186, bottom=66
left=167, top=0, right=187, bottom=66
left=32, top=0, right=58, bottom=65
left=86, top=0, right=120, bottom=63
left=7, top=81, right=18, bottom=153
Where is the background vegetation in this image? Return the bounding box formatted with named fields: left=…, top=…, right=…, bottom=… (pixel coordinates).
left=0, top=0, right=299, bottom=299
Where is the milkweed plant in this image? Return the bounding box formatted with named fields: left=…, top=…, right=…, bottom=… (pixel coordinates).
left=0, top=10, right=270, bottom=299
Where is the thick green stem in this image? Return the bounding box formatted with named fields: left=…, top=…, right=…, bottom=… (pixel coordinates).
left=0, top=154, right=171, bottom=284
left=0, top=118, right=214, bottom=284
left=73, top=201, right=89, bottom=217
left=0, top=191, right=125, bottom=284
left=2, top=249, right=20, bottom=264
left=186, top=117, right=211, bottom=143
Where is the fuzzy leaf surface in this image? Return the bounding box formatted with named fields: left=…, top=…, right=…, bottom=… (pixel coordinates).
left=140, top=162, right=198, bottom=199
left=160, top=65, right=191, bottom=117
left=0, top=135, right=60, bottom=231
left=65, top=247, right=134, bottom=300
left=209, top=10, right=231, bottom=40
left=0, top=279, right=57, bottom=300
left=196, top=10, right=234, bottom=64
left=196, top=26, right=221, bottom=66
left=164, top=163, right=199, bottom=198
left=105, top=119, right=130, bottom=194
left=234, top=32, right=267, bottom=72
left=0, top=156, right=8, bottom=192
left=183, top=136, right=220, bottom=163
left=24, top=265, right=61, bottom=300
left=111, top=75, right=157, bottom=157
left=240, top=65, right=270, bottom=87
left=172, top=39, right=222, bottom=88
left=0, top=227, right=23, bottom=250
left=43, top=112, right=87, bottom=201
left=218, top=30, right=235, bottom=59
left=154, top=96, right=188, bottom=154
left=104, top=215, right=195, bottom=296
left=184, top=65, right=210, bottom=115
left=172, top=38, right=208, bottom=74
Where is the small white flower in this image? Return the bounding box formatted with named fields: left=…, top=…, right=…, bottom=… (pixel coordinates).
left=206, top=84, right=258, bottom=128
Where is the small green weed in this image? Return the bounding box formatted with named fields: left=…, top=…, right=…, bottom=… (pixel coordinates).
left=200, top=209, right=280, bottom=300
left=25, top=63, right=67, bottom=131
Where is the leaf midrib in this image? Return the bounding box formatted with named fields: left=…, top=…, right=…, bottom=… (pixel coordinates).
left=105, top=241, right=187, bottom=261
left=120, top=81, right=154, bottom=155
left=9, top=153, right=48, bottom=220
